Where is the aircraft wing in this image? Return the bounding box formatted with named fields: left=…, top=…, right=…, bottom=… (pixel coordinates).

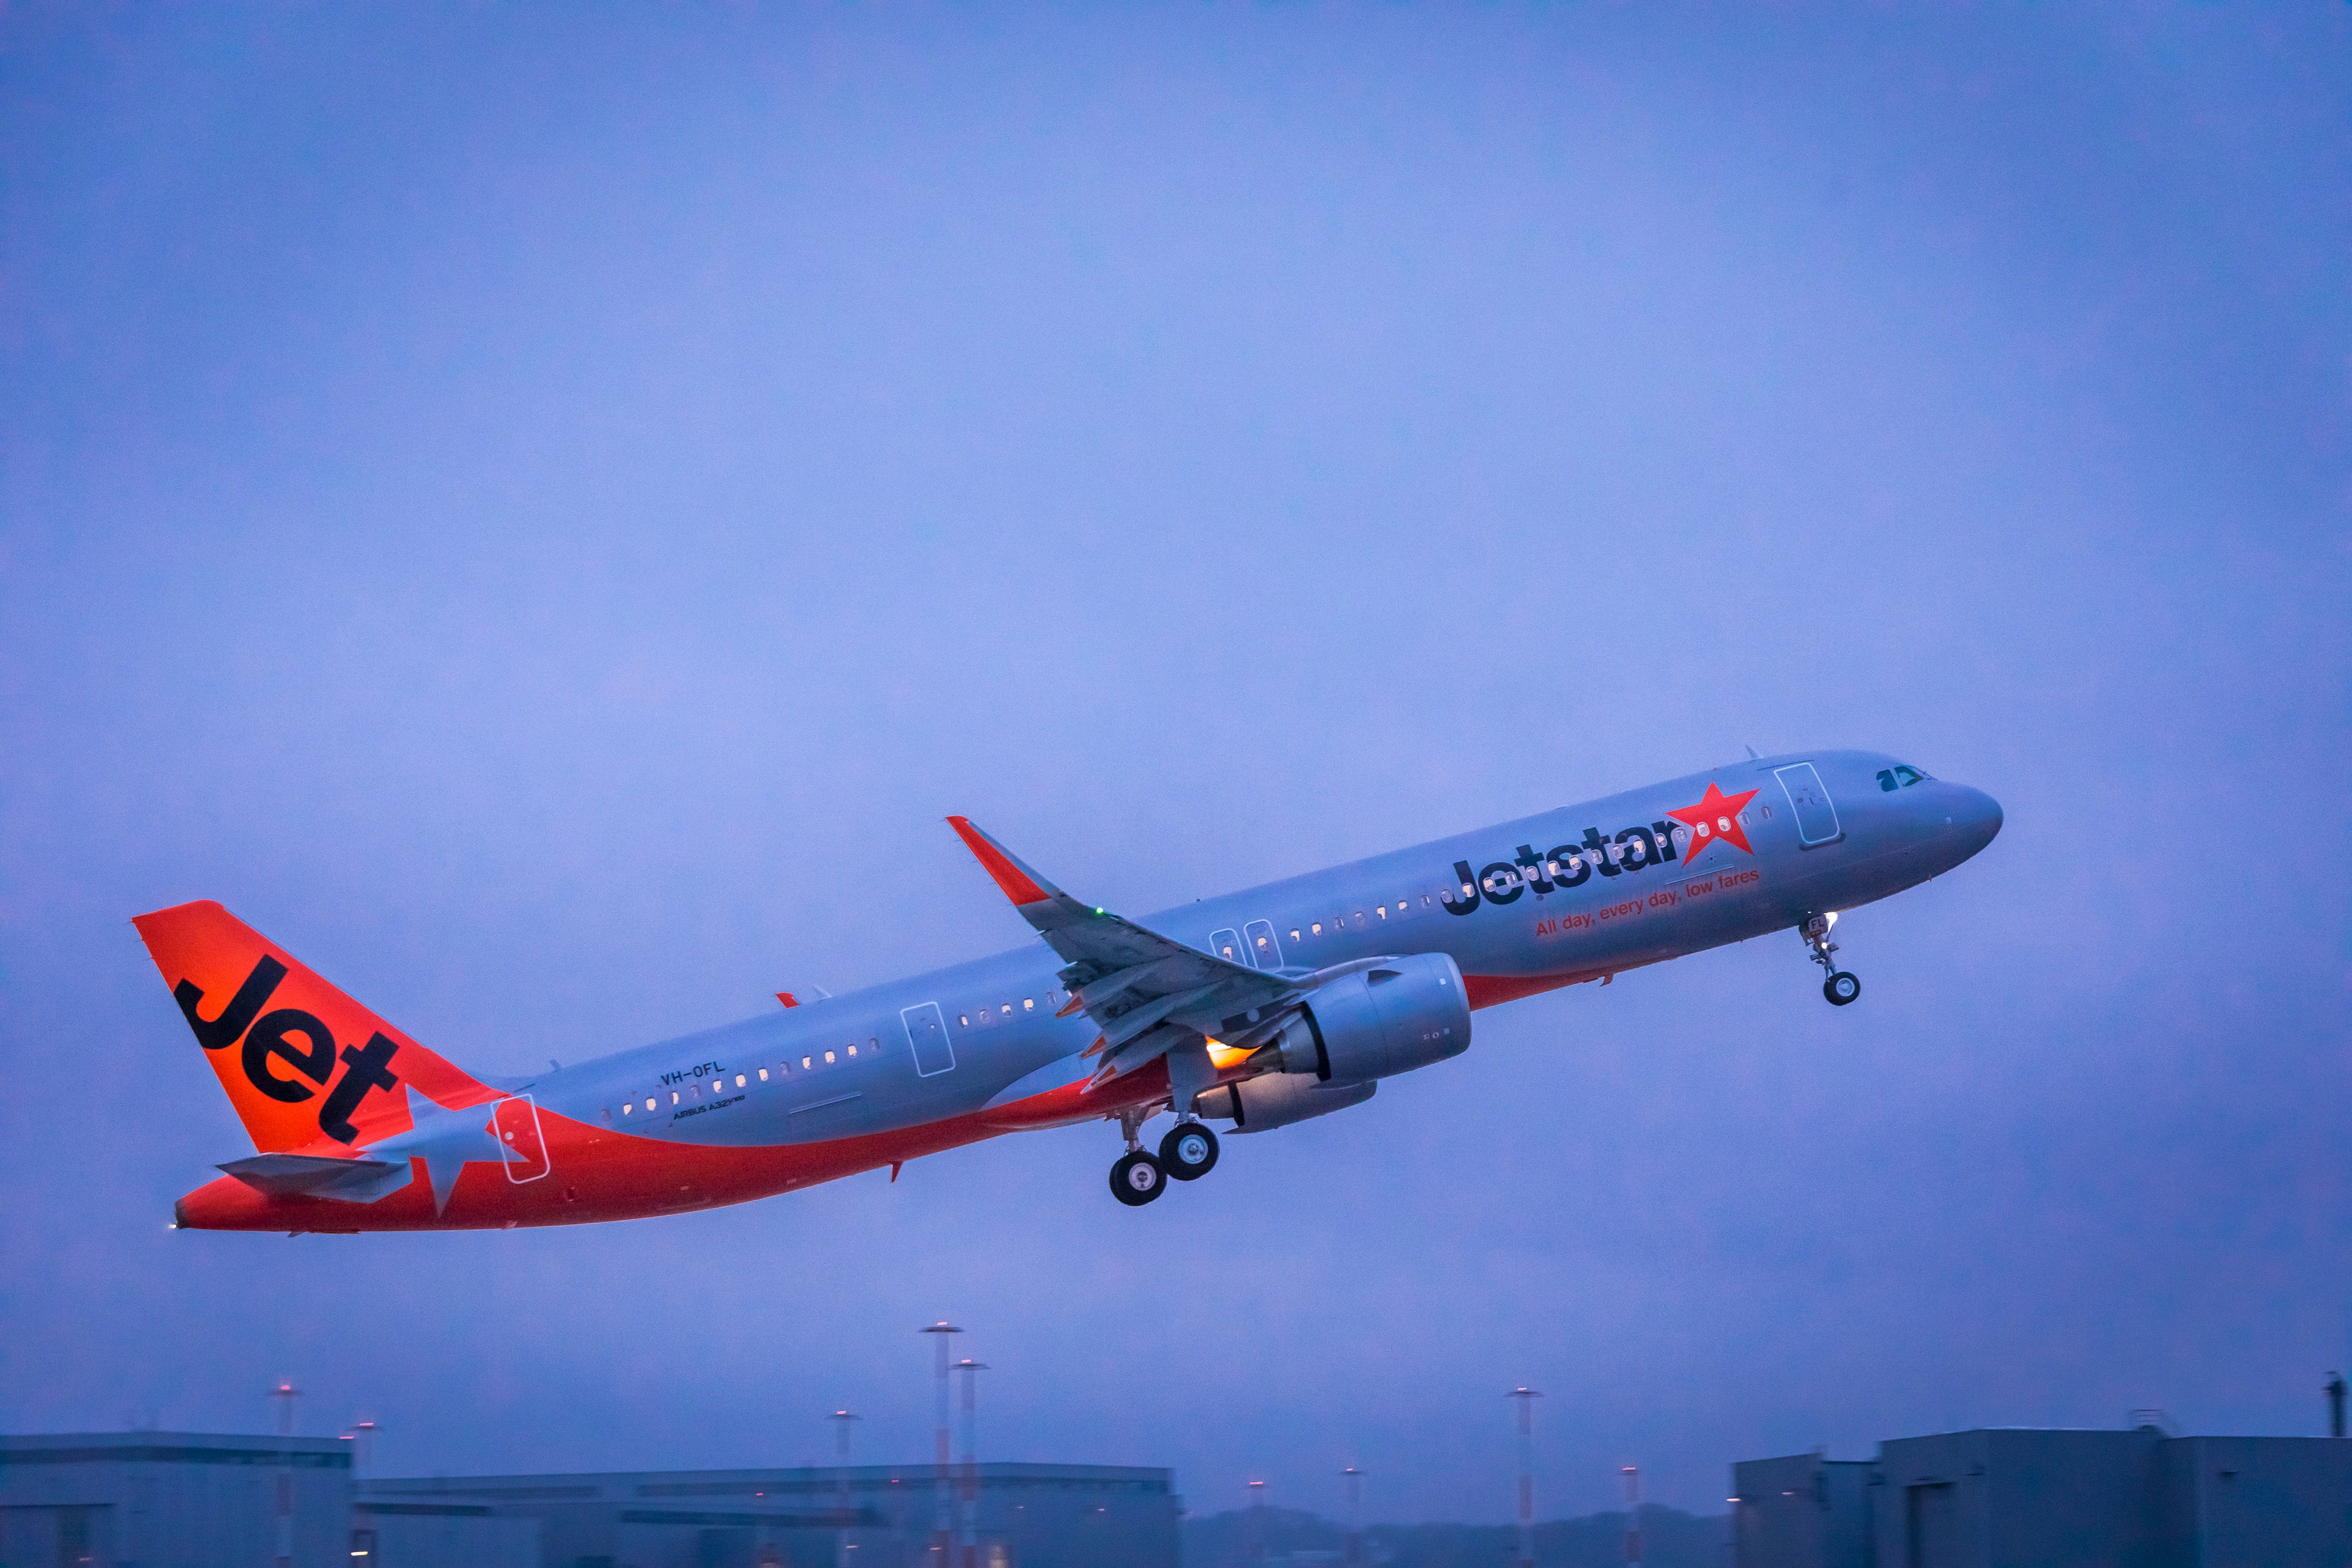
left=948, top=817, right=1295, bottom=1085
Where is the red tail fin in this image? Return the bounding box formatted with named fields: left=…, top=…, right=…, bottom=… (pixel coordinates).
left=132, top=900, right=499, bottom=1154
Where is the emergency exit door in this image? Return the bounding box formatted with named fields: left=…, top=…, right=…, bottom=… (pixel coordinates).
left=494, top=1094, right=550, bottom=1183
left=901, top=1002, right=956, bottom=1077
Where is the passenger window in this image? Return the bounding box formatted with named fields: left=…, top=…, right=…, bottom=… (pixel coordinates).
left=736, top=1074, right=746, bottom=1087
left=645, top=1097, right=657, bottom=1111
left=824, top=1051, right=836, bottom=1064
left=803, top=1055, right=813, bottom=1069
left=1001, top=1003, right=1011, bottom=1016
left=1311, top=922, right=1322, bottom=935
left=1376, top=905, right=1388, bottom=919
left=958, top=1015, right=968, bottom=1027
left=759, top=1068, right=769, bottom=1081
left=1290, top=928, right=1301, bottom=941
left=670, top=1091, right=680, bottom=1105
left=619, top=1104, right=629, bottom=1118
left=847, top=1044, right=857, bottom=1057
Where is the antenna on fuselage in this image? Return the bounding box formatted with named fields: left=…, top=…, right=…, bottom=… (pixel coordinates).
left=1744, top=744, right=1760, bottom=760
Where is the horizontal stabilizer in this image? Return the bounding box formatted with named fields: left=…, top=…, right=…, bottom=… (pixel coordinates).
left=216, top=1152, right=407, bottom=1202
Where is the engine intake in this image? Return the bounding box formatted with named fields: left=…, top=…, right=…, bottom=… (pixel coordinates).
left=1266, top=951, right=1471, bottom=1084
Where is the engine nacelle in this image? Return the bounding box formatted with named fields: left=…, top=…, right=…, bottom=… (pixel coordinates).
left=1195, top=1074, right=1377, bottom=1134
left=1269, top=951, right=1471, bottom=1084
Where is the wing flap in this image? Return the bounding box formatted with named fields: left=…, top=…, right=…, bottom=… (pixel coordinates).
left=948, top=816, right=1296, bottom=1083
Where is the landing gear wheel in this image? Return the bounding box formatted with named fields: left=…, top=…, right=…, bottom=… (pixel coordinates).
left=1158, top=1121, right=1220, bottom=1181
left=1110, top=1150, right=1167, bottom=1206
left=1800, top=914, right=1857, bottom=1005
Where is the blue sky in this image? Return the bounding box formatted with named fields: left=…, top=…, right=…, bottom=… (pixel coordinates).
left=2, top=3, right=2346, bottom=1523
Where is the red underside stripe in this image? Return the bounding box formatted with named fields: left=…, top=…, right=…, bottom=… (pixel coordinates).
left=181, top=974, right=1587, bottom=1231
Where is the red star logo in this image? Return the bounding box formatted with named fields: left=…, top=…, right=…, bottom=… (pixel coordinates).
left=1668, top=781, right=1761, bottom=864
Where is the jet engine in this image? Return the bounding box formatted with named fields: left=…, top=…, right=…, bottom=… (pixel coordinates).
left=1266, top=951, right=1471, bottom=1085
left=1188, top=952, right=1468, bottom=1135
left=1195, top=1073, right=1375, bottom=1134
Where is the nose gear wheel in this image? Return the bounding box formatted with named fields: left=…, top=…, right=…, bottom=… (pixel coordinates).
left=1800, top=914, right=1860, bottom=1006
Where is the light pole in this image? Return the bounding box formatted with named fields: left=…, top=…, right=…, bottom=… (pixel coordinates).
left=919, top=1323, right=962, bottom=1560
left=269, top=1380, right=299, bottom=1568
left=1342, top=1466, right=1365, bottom=1568
left=1623, top=1465, right=1642, bottom=1568
left=1506, top=1389, right=1541, bottom=1568
left=831, top=1409, right=860, bottom=1567
left=343, top=1420, right=378, bottom=1475
left=953, top=1359, right=988, bottom=1568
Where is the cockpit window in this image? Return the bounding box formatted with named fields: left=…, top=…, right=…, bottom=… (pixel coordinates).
left=1876, top=764, right=1932, bottom=791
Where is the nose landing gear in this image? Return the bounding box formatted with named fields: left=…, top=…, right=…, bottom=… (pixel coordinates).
left=1802, top=914, right=1862, bottom=1006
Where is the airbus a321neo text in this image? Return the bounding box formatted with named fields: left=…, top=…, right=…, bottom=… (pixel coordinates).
left=140, top=750, right=2000, bottom=1230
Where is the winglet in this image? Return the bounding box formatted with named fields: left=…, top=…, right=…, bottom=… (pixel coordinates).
left=946, top=817, right=1061, bottom=906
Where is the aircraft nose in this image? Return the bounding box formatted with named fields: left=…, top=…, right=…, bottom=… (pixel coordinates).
left=1944, top=785, right=2003, bottom=860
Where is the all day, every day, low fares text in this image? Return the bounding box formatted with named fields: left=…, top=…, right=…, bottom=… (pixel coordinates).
left=139, top=750, right=2000, bottom=1228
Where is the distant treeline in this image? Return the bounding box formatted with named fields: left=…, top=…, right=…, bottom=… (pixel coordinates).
left=1182, top=1502, right=1726, bottom=1568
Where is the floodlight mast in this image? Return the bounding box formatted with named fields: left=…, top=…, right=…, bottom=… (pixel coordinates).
left=342, top=1419, right=378, bottom=1475
left=1506, top=1388, right=1542, bottom=1568
left=269, top=1380, right=299, bottom=1568
left=830, top=1409, right=859, bottom=1568
left=920, top=1323, right=962, bottom=1558
left=1623, top=1464, right=1642, bottom=1568
left=954, top=1359, right=988, bottom=1567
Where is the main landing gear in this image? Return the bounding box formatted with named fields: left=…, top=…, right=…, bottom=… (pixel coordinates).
left=1160, top=1121, right=1220, bottom=1181
left=1107, top=1108, right=1222, bottom=1207
left=1802, top=913, right=1862, bottom=1007
left=1110, top=1149, right=1165, bottom=1206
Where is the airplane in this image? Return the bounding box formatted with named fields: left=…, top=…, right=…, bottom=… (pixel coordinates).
left=141, top=750, right=2000, bottom=1231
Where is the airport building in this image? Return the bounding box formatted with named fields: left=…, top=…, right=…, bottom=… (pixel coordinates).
left=363, top=1460, right=1180, bottom=1568
left=0, top=1434, right=1177, bottom=1568
left=1732, top=1424, right=2352, bottom=1568
left=0, top=1432, right=366, bottom=1568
